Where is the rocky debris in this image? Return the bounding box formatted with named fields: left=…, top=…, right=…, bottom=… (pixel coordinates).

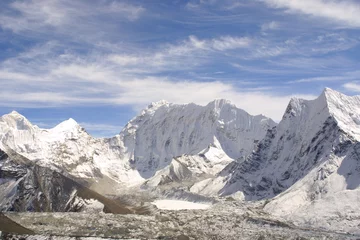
left=0, top=201, right=359, bottom=240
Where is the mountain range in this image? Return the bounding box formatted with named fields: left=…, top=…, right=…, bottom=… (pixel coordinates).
left=1, top=88, right=360, bottom=234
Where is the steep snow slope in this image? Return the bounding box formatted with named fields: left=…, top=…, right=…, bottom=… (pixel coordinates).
left=0, top=100, right=275, bottom=189
left=262, top=90, right=360, bottom=232
left=119, top=99, right=276, bottom=179
left=194, top=88, right=360, bottom=201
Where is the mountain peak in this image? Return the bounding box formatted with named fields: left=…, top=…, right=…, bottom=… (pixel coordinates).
left=206, top=99, right=235, bottom=111
left=284, top=88, right=360, bottom=140
left=323, top=87, right=336, bottom=93
left=210, top=98, right=232, bottom=106
left=321, top=87, right=344, bottom=101
left=147, top=100, right=169, bottom=109
left=52, top=118, right=80, bottom=133
left=322, top=89, right=360, bottom=140
left=9, top=110, right=22, bottom=116
left=142, top=100, right=170, bottom=115
left=1, top=111, right=33, bottom=130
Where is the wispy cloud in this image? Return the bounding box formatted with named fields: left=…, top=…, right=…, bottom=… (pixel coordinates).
left=261, top=21, right=280, bottom=31
left=261, top=0, right=360, bottom=28
left=0, top=57, right=316, bottom=121
left=0, top=29, right=353, bottom=121
left=0, top=0, right=358, bottom=127
left=289, top=71, right=360, bottom=83
left=343, top=82, right=360, bottom=93
left=168, top=35, right=251, bottom=53
left=0, top=0, right=145, bottom=36
left=106, top=35, right=252, bottom=74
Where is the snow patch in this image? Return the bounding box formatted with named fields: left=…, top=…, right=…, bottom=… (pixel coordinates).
left=152, top=200, right=211, bottom=210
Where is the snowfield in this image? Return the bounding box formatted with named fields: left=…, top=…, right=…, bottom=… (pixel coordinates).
left=151, top=200, right=211, bottom=210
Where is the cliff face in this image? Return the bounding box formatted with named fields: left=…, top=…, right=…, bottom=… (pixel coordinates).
left=0, top=148, right=150, bottom=214
left=119, top=99, right=276, bottom=178
left=0, top=148, right=83, bottom=212
left=191, top=89, right=360, bottom=206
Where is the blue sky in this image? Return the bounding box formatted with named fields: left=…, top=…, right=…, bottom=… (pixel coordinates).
left=1, top=0, right=360, bottom=137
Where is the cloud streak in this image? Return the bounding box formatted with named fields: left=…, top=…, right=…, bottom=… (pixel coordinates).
left=343, top=82, right=360, bottom=93
left=262, top=0, right=360, bottom=28
left=0, top=0, right=358, bottom=129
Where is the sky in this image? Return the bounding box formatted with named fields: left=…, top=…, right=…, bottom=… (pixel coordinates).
left=1, top=0, right=360, bottom=137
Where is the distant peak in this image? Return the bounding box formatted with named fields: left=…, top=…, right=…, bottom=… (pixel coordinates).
left=147, top=100, right=169, bottom=109
left=1, top=111, right=33, bottom=130
left=10, top=110, right=22, bottom=116
left=143, top=100, right=170, bottom=115
left=53, top=118, right=79, bottom=132
left=320, top=87, right=347, bottom=104
left=5, top=111, right=26, bottom=119
left=321, top=87, right=345, bottom=97
left=213, top=99, right=232, bottom=105
left=323, top=87, right=337, bottom=93
left=207, top=99, right=233, bottom=108
left=66, top=118, right=78, bottom=125
left=323, top=87, right=332, bottom=92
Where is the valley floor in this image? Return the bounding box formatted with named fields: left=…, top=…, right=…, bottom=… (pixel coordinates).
left=1, top=200, right=359, bottom=240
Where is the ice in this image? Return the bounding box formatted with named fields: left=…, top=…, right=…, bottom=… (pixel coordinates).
left=152, top=199, right=211, bottom=210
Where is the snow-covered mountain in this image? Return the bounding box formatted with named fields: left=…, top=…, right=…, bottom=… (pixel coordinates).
left=0, top=147, right=151, bottom=214
left=2, top=88, right=360, bottom=235
left=0, top=111, right=138, bottom=190
left=2, top=88, right=359, bottom=203
left=120, top=99, right=276, bottom=186
left=0, top=100, right=276, bottom=193
left=190, top=88, right=360, bottom=230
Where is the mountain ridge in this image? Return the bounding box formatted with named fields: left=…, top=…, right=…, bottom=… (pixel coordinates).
left=0, top=98, right=276, bottom=189
left=1, top=87, right=360, bottom=234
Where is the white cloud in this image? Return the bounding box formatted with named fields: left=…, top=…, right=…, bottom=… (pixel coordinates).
left=0, top=32, right=335, bottom=124
left=343, top=82, right=360, bottom=92
left=112, top=78, right=316, bottom=121
left=106, top=2, right=145, bottom=21
left=261, top=21, right=279, bottom=31
left=0, top=0, right=72, bottom=32
left=52, top=64, right=115, bottom=83
left=106, top=35, right=252, bottom=74
left=289, top=71, right=360, bottom=83
left=107, top=55, right=141, bottom=66
left=0, top=0, right=145, bottom=32
left=262, top=0, right=360, bottom=28
left=165, top=35, right=251, bottom=55
left=185, top=0, right=249, bottom=11
left=0, top=70, right=34, bottom=81
left=211, top=36, right=250, bottom=51
left=0, top=65, right=316, bottom=121
left=290, top=76, right=349, bottom=83
left=232, top=63, right=289, bottom=74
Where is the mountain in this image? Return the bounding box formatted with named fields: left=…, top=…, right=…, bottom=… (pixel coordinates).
left=262, top=88, right=360, bottom=232
left=2, top=88, right=360, bottom=235
left=0, top=100, right=276, bottom=192
left=120, top=99, right=276, bottom=189
left=0, top=147, right=152, bottom=214
left=188, top=88, right=360, bottom=231
left=194, top=88, right=360, bottom=197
